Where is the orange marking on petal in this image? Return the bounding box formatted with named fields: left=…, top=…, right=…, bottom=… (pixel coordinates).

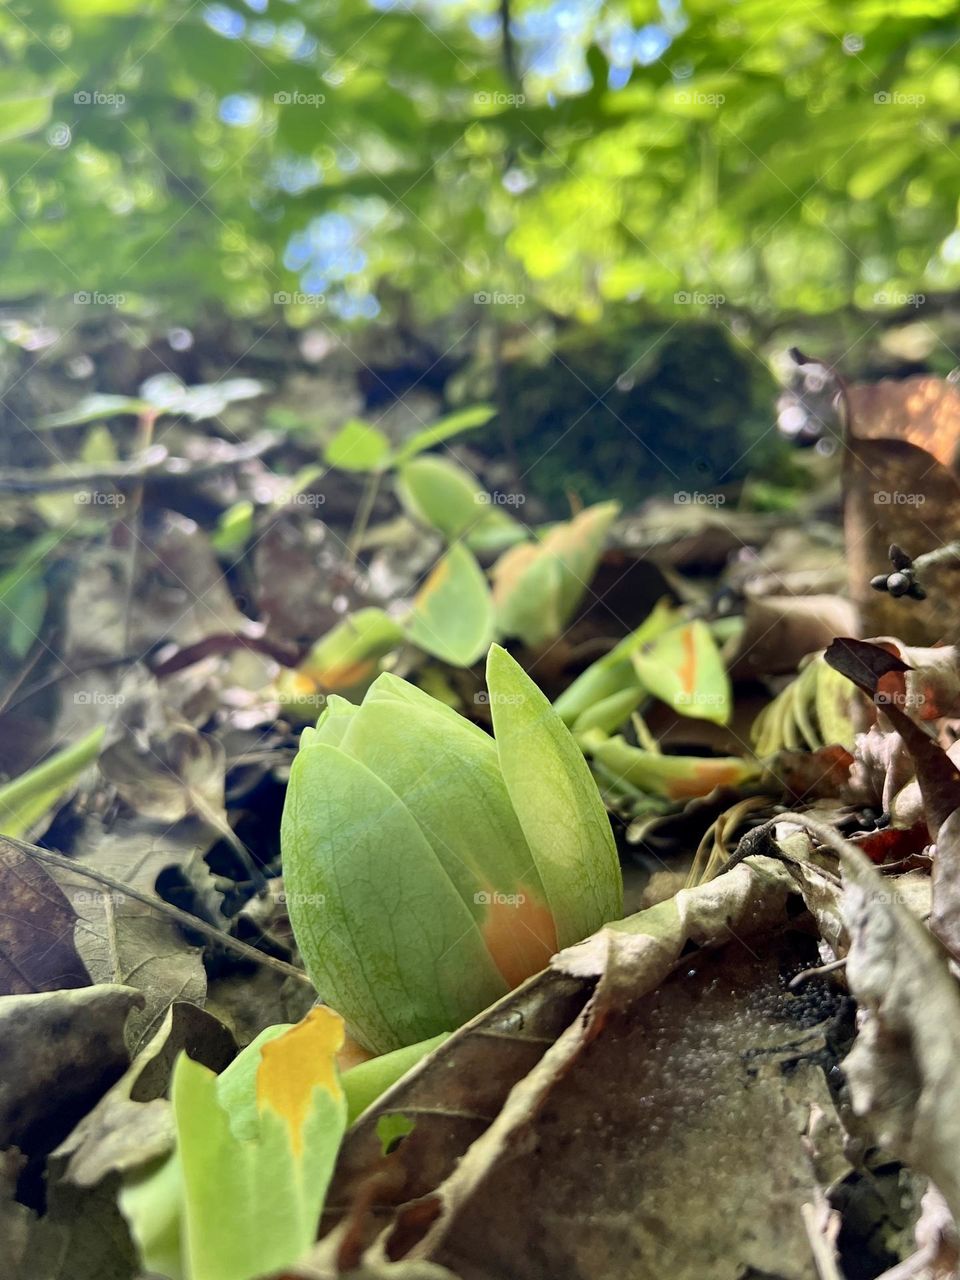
left=678, top=625, right=698, bottom=695
left=257, top=1007, right=344, bottom=1155
left=480, top=885, right=559, bottom=988
left=664, top=761, right=747, bottom=800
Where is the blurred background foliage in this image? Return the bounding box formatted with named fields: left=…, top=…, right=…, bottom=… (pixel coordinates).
left=2, top=0, right=960, bottom=501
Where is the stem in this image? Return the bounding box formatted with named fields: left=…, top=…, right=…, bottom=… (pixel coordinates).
left=914, top=540, right=960, bottom=574
left=347, top=470, right=382, bottom=562
left=0, top=727, right=105, bottom=833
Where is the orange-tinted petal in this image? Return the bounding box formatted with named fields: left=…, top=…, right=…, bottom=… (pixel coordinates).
left=480, top=884, right=559, bottom=987
left=257, top=1006, right=344, bottom=1155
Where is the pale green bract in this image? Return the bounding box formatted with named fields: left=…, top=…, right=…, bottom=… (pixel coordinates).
left=281, top=644, right=623, bottom=1054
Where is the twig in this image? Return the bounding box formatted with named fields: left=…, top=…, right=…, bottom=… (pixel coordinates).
left=789, top=956, right=848, bottom=989
left=723, top=814, right=843, bottom=885
left=150, top=630, right=302, bottom=676
left=913, top=540, right=960, bottom=574
left=776, top=809, right=880, bottom=865
left=498, top=0, right=519, bottom=88
left=0, top=431, right=278, bottom=493
left=3, top=835, right=311, bottom=984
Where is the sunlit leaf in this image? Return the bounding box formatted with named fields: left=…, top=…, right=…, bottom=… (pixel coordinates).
left=123, top=1008, right=348, bottom=1280
left=406, top=543, right=494, bottom=666
left=554, top=598, right=677, bottom=727
left=492, top=502, right=619, bottom=646
left=0, top=74, right=55, bottom=144
left=391, top=404, right=496, bottom=465
left=487, top=644, right=623, bottom=942
left=295, top=607, right=407, bottom=692
left=631, top=619, right=731, bottom=725
left=324, top=419, right=392, bottom=472
left=396, top=454, right=525, bottom=551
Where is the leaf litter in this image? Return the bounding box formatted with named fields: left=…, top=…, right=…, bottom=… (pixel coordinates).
left=5, top=363, right=960, bottom=1279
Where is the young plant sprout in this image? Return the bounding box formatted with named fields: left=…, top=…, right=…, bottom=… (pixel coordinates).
left=281, top=644, right=623, bottom=1054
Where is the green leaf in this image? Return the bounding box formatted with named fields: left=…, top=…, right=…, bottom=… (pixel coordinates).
left=281, top=740, right=503, bottom=1052
left=486, top=645, right=623, bottom=944
left=579, top=729, right=757, bottom=801
left=342, top=1033, right=448, bottom=1124
left=211, top=500, right=255, bottom=556
left=396, top=455, right=489, bottom=539
left=0, top=75, right=54, bottom=144
left=571, top=686, right=645, bottom=736
left=81, top=424, right=118, bottom=465
left=492, top=502, right=619, bottom=646
left=125, top=1009, right=349, bottom=1280
left=289, top=607, right=407, bottom=698
left=324, top=420, right=392, bottom=472
left=631, top=619, right=731, bottom=725
left=40, top=395, right=151, bottom=428
left=0, top=727, right=105, bottom=838
left=406, top=543, right=494, bottom=666
left=0, top=532, right=65, bottom=659
left=553, top=598, right=677, bottom=727
left=391, top=404, right=496, bottom=465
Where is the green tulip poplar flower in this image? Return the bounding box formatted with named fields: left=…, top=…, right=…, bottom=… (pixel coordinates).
left=281, top=643, right=623, bottom=1054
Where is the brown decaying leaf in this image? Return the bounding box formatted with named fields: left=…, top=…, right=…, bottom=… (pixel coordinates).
left=0, top=839, right=90, bottom=995
left=47, top=819, right=210, bottom=1055
left=824, top=638, right=960, bottom=834
left=312, top=858, right=803, bottom=1276
left=253, top=517, right=369, bottom=647
left=875, top=1185, right=959, bottom=1280
left=7, top=1173, right=140, bottom=1280
left=98, top=677, right=227, bottom=824
left=0, top=984, right=142, bottom=1167
left=406, top=935, right=845, bottom=1280
left=60, top=513, right=250, bottom=669
left=55, top=1000, right=236, bottom=1190
left=844, top=376, right=960, bottom=645
left=825, top=639, right=960, bottom=954
left=2, top=1002, right=238, bottom=1280
left=728, top=594, right=858, bottom=680
left=839, top=846, right=960, bottom=1227
left=847, top=376, right=960, bottom=472
left=930, top=808, right=960, bottom=965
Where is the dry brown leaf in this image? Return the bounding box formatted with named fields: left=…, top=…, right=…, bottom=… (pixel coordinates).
left=0, top=839, right=90, bottom=995
left=312, top=858, right=808, bottom=1276
left=55, top=1000, right=235, bottom=1190
left=848, top=377, right=960, bottom=472
left=0, top=984, right=142, bottom=1176
left=844, top=377, right=960, bottom=644
left=840, top=846, right=960, bottom=1225
left=729, top=594, right=858, bottom=680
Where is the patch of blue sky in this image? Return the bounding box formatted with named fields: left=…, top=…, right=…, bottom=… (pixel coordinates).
left=204, top=4, right=246, bottom=38
left=219, top=93, right=262, bottom=126
left=329, top=291, right=381, bottom=319
left=272, top=155, right=323, bottom=195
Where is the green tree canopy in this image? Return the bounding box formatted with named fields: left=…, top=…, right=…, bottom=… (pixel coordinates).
left=2, top=0, right=958, bottom=328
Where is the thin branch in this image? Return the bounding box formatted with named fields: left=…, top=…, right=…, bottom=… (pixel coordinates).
left=3, top=835, right=311, bottom=985
left=0, top=431, right=278, bottom=494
